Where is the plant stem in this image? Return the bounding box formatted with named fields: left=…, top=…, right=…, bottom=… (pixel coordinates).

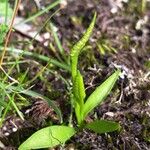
left=0, top=0, right=21, bottom=67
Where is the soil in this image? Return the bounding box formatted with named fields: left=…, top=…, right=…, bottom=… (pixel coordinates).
left=0, top=0, right=150, bottom=149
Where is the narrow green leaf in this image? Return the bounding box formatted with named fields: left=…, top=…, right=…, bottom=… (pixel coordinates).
left=50, top=22, right=64, bottom=55
left=97, top=43, right=105, bottom=55
left=83, top=70, right=120, bottom=119
left=17, top=0, right=60, bottom=25
left=0, top=47, right=71, bottom=71
left=71, top=13, right=97, bottom=79
left=85, top=120, right=120, bottom=134
left=19, top=126, right=76, bottom=150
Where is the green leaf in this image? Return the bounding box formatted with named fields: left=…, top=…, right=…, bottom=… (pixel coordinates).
left=73, top=70, right=86, bottom=106
left=73, top=71, right=86, bottom=124
left=83, top=70, right=120, bottom=119
left=85, top=120, right=120, bottom=134
left=19, top=126, right=76, bottom=150
left=71, top=12, right=97, bottom=79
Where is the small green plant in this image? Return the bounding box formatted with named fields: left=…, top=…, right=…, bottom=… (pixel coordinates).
left=19, top=13, right=121, bottom=150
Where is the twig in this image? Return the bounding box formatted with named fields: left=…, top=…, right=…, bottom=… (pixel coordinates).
left=0, top=0, right=22, bottom=67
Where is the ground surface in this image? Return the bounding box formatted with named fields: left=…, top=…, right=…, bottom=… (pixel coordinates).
left=0, top=0, right=150, bottom=149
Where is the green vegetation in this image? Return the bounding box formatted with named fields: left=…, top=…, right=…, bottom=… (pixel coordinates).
left=19, top=13, right=120, bottom=150
left=0, top=0, right=149, bottom=149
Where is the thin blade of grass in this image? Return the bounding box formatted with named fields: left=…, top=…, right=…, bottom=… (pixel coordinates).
left=0, top=82, right=63, bottom=123
left=0, top=47, right=71, bottom=71
left=5, top=0, right=8, bottom=24
left=6, top=93, right=24, bottom=120
left=2, top=60, right=26, bottom=65
left=0, top=100, right=11, bottom=127
left=29, top=8, right=61, bottom=44
left=17, top=0, right=60, bottom=25
left=49, top=22, right=65, bottom=57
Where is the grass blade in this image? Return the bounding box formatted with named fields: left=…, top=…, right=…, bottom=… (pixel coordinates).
left=17, top=0, right=60, bottom=25
left=0, top=82, right=63, bottom=123
left=0, top=46, right=71, bottom=71
left=50, top=22, right=65, bottom=56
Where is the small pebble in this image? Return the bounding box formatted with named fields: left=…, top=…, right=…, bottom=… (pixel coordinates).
left=4, top=132, right=10, bottom=136
left=12, top=128, right=17, bottom=132
left=2, top=126, right=7, bottom=131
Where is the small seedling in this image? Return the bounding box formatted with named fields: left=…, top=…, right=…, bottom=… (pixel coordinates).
left=19, top=13, right=121, bottom=150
